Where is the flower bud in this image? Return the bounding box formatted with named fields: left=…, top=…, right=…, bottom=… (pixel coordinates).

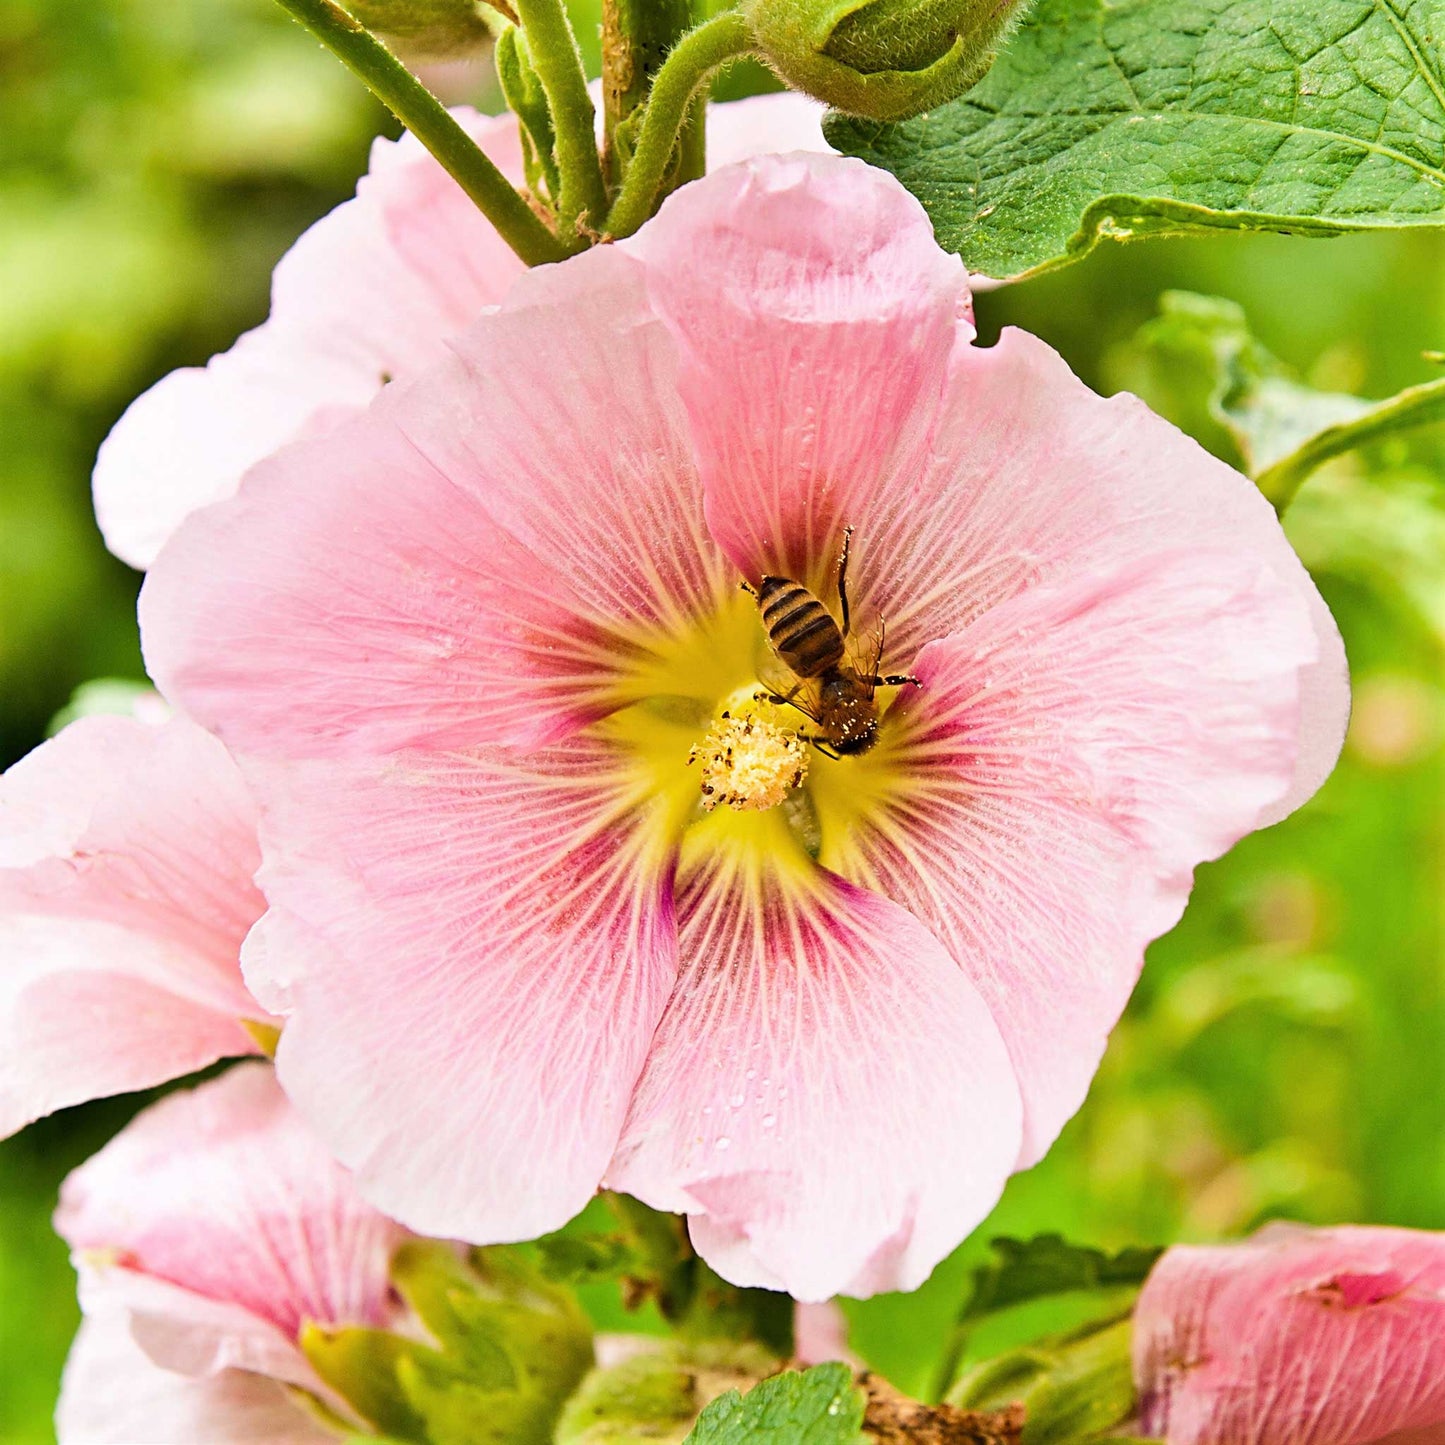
left=741, top=0, right=1034, bottom=122
left=347, top=0, right=495, bottom=60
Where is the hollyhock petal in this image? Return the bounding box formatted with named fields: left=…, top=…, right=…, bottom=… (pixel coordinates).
left=57, top=1312, right=335, bottom=1445
left=75, top=1266, right=312, bottom=1389
left=793, top=1301, right=855, bottom=1366
left=57, top=1063, right=406, bottom=1343
left=241, top=741, right=677, bottom=1242
left=96, top=96, right=824, bottom=573
left=703, top=92, right=829, bottom=168
left=830, top=550, right=1317, bottom=1165
left=1134, top=1225, right=1445, bottom=1445
left=93, top=109, right=526, bottom=570
left=142, top=247, right=719, bottom=756
left=609, top=853, right=1022, bottom=1301
left=850, top=328, right=1347, bottom=816
left=0, top=716, right=265, bottom=1136
left=622, top=152, right=969, bottom=582
left=0, top=934, right=258, bottom=1141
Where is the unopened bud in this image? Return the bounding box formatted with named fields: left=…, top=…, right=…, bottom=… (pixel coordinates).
left=347, top=0, right=495, bottom=60
left=741, top=0, right=1034, bottom=122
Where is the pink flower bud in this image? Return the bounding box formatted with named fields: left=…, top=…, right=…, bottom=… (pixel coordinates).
left=1134, top=1224, right=1445, bottom=1445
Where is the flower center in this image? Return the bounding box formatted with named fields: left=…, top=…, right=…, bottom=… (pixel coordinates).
left=597, top=587, right=913, bottom=873
left=688, top=689, right=810, bottom=813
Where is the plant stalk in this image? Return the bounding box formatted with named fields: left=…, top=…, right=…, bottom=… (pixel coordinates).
left=274, top=0, right=569, bottom=266
left=606, top=10, right=756, bottom=238
left=600, top=0, right=695, bottom=186
left=514, top=0, right=610, bottom=239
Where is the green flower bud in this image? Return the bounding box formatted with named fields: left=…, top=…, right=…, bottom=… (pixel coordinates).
left=346, top=0, right=496, bottom=60
left=741, top=0, right=1034, bottom=122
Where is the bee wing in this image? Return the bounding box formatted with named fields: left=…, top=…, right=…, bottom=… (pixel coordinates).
left=845, top=619, right=887, bottom=695
left=757, top=660, right=823, bottom=724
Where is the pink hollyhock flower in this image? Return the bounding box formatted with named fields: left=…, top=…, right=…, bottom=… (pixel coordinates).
left=0, top=712, right=272, bottom=1137
left=1134, top=1224, right=1445, bottom=1445
left=55, top=1062, right=408, bottom=1444
left=94, top=93, right=826, bottom=570
left=141, top=152, right=1349, bottom=1299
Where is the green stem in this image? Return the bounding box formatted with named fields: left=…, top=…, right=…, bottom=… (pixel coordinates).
left=600, top=0, right=694, bottom=186
left=274, top=0, right=568, bottom=267
left=515, top=0, right=609, bottom=239
left=606, top=11, right=755, bottom=238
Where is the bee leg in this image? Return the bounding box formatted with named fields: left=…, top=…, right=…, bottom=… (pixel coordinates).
left=871, top=673, right=922, bottom=689
left=807, top=738, right=842, bottom=761
left=835, top=525, right=855, bottom=636
left=739, top=580, right=759, bottom=600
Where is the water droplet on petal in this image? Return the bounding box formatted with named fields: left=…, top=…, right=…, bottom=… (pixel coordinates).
left=715, top=1136, right=731, bottom=1151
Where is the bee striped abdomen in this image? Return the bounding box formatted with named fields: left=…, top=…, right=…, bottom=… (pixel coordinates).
left=759, top=575, right=845, bottom=677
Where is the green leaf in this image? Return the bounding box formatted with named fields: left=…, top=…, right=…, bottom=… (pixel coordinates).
left=956, top=1236, right=1162, bottom=1325
left=932, top=1235, right=1161, bottom=1409
left=827, top=0, right=1445, bottom=281
left=532, top=1195, right=794, bottom=1355
left=683, top=1363, right=866, bottom=1445
left=305, top=1243, right=594, bottom=1445
left=1115, top=291, right=1445, bottom=506
left=1287, top=467, right=1445, bottom=641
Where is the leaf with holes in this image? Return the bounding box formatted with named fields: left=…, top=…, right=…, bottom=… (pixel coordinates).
left=827, top=0, right=1445, bottom=279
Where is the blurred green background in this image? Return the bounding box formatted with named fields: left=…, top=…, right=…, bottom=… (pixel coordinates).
left=0, top=0, right=1441, bottom=1438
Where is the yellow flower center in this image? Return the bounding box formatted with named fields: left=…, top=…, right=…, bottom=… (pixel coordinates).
left=596, top=588, right=914, bottom=878
left=688, top=690, right=810, bottom=813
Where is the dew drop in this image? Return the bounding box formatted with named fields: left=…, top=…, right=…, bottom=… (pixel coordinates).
left=715, top=1136, right=731, bottom=1151
left=729, top=1092, right=745, bottom=1108
left=761, top=1114, right=776, bottom=1129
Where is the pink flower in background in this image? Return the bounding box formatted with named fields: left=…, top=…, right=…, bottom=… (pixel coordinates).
left=93, top=93, right=827, bottom=570
left=141, top=152, right=1349, bottom=1299
left=56, top=1063, right=408, bottom=1444
left=0, top=712, right=271, bottom=1137
left=1134, top=1224, right=1445, bottom=1445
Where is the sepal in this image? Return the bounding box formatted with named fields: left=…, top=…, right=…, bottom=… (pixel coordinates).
left=740, top=0, right=1034, bottom=121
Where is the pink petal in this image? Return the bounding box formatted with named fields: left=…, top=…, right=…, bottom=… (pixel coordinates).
left=703, top=92, right=829, bottom=168
left=241, top=740, right=677, bottom=1242
left=1134, top=1224, right=1445, bottom=1445
left=56, top=1063, right=406, bottom=1342
left=621, top=152, right=970, bottom=584
left=851, top=328, right=1348, bottom=818
left=141, top=247, right=721, bottom=756
left=0, top=716, right=265, bottom=1136
left=74, top=1265, right=313, bottom=1390
left=832, top=550, right=1318, bottom=1166
left=608, top=856, right=1022, bottom=1301
left=793, top=1301, right=856, bottom=1366
left=57, top=1311, right=335, bottom=1445
left=95, top=96, right=823, bottom=575
left=93, top=109, right=526, bottom=570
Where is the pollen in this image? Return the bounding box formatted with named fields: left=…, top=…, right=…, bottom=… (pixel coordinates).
left=688, top=694, right=808, bottom=813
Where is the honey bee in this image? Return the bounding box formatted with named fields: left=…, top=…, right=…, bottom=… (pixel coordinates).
left=745, top=527, right=920, bottom=757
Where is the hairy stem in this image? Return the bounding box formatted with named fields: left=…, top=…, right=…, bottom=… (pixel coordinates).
left=606, top=11, right=756, bottom=238
left=274, top=0, right=568, bottom=266
left=600, top=0, right=694, bottom=186
left=515, top=0, right=609, bottom=239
